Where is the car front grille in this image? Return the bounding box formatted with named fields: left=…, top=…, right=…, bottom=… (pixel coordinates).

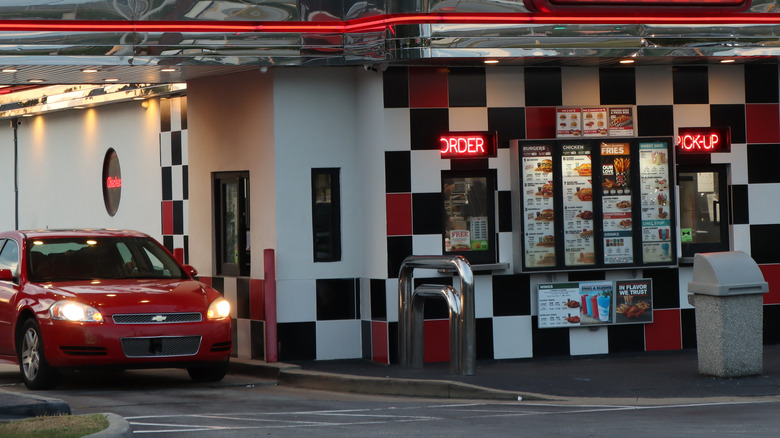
left=120, top=336, right=202, bottom=358
left=112, top=313, right=202, bottom=325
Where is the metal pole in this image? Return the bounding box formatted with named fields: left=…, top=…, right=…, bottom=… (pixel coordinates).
left=11, top=119, right=18, bottom=230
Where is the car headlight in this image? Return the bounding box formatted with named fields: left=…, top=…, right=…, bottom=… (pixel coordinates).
left=207, top=297, right=231, bottom=320
left=50, top=300, right=104, bottom=323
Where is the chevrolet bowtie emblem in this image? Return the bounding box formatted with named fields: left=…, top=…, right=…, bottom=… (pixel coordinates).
left=151, top=315, right=167, bottom=322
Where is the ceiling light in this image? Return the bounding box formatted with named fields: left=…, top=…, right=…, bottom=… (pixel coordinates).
left=619, top=59, right=635, bottom=64
left=103, top=78, right=119, bottom=82
left=81, top=68, right=100, bottom=73
left=2, top=68, right=18, bottom=73
left=484, top=60, right=499, bottom=64
left=160, top=68, right=177, bottom=72
left=28, top=79, right=44, bottom=83
left=720, top=59, right=735, bottom=63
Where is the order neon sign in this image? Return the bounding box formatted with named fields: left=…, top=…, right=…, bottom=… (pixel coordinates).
left=439, top=131, right=497, bottom=159
left=677, top=127, right=730, bottom=154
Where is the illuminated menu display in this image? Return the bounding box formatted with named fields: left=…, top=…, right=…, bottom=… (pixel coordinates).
left=440, top=131, right=497, bottom=159
left=521, top=144, right=556, bottom=268
left=514, top=137, right=675, bottom=272
left=561, top=143, right=595, bottom=266
left=639, top=142, right=672, bottom=263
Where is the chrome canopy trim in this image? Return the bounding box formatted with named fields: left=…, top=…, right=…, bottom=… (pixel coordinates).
left=0, top=1, right=776, bottom=84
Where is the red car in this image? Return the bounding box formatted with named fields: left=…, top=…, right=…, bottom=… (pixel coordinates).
left=0, top=229, right=232, bottom=390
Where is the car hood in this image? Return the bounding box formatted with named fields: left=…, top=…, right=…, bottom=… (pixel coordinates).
left=45, top=279, right=217, bottom=316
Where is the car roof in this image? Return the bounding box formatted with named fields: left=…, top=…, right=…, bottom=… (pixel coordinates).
left=14, top=229, right=150, bottom=240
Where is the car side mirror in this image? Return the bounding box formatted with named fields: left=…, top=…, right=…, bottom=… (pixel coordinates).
left=182, top=264, right=198, bottom=277
left=0, top=269, right=14, bottom=282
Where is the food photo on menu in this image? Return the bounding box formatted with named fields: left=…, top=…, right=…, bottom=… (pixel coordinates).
left=615, top=280, right=653, bottom=324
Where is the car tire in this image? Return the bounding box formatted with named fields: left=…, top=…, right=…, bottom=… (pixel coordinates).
left=18, top=318, right=60, bottom=390
left=187, top=360, right=229, bottom=382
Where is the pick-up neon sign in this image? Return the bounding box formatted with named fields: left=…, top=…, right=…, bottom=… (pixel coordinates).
left=440, top=131, right=497, bottom=159
left=677, top=127, right=730, bottom=154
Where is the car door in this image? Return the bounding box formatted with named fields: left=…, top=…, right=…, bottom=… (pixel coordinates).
left=0, top=238, right=20, bottom=355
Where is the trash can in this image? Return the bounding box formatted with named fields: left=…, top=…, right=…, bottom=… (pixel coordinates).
left=688, top=251, right=769, bottom=378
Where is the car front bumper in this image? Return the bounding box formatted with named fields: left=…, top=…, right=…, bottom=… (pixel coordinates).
left=37, top=317, right=232, bottom=368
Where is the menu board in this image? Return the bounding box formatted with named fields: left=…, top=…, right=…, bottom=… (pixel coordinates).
left=561, top=143, right=595, bottom=266
left=538, top=280, right=650, bottom=329
left=556, top=108, right=582, bottom=138
left=514, top=137, right=675, bottom=273
left=521, top=145, right=556, bottom=268
left=639, top=142, right=673, bottom=263
left=601, top=142, right=633, bottom=265
left=537, top=282, right=583, bottom=328
left=609, top=107, right=634, bottom=136
left=582, top=107, right=608, bottom=137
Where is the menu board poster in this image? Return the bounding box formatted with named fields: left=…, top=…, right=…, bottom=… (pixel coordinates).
left=556, top=108, right=582, bottom=138
left=639, top=142, right=673, bottom=263
left=561, top=143, right=595, bottom=266
left=521, top=145, right=556, bottom=268
left=615, top=279, right=653, bottom=324
left=600, top=142, right=631, bottom=195
left=582, top=107, right=609, bottom=137
left=603, top=196, right=634, bottom=265
left=579, top=281, right=614, bottom=325
left=609, top=107, right=634, bottom=137
left=537, top=282, right=584, bottom=328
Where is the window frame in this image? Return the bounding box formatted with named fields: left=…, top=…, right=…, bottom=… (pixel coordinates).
left=311, top=168, right=342, bottom=263
left=213, top=171, right=251, bottom=276
left=677, top=164, right=730, bottom=260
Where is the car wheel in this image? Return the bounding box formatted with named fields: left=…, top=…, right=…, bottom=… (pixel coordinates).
left=18, top=318, right=60, bottom=390
left=187, top=360, right=229, bottom=382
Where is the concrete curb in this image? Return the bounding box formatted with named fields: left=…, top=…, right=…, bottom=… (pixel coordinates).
left=83, top=413, right=132, bottom=438
left=229, top=359, right=553, bottom=401
left=0, top=389, right=71, bottom=418
left=279, top=368, right=556, bottom=401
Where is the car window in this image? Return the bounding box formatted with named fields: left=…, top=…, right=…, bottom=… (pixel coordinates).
left=27, top=236, right=185, bottom=282
left=0, top=239, right=19, bottom=274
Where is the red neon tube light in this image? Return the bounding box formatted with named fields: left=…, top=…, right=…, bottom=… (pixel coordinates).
left=1, top=13, right=780, bottom=35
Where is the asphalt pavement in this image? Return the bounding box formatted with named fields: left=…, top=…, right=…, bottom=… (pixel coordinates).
left=3, top=344, right=780, bottom=434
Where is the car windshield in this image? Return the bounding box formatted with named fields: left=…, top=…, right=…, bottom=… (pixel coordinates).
left=26, top=236, right=186, bottom=282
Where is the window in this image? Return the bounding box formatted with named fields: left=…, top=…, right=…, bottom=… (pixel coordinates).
left=678, top=165, right=729, bottom=260
left=312, top=168, right=341, bottom=262
left=442, top=170, right=497, bottom=265
left=0, top=239, right=18, bottom=274
left=214, top=172, right=251, bottom=276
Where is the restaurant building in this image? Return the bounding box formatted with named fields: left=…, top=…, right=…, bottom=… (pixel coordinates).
left=0, top=0, right=779, bottom=364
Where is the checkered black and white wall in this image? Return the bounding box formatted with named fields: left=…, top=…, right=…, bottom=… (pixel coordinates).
left=160, top=96, right=189, bottom=264
left=362, top=65, right=780, bottom=364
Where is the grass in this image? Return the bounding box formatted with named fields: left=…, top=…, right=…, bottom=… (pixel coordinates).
left=0, top=413, right=108, bottom=438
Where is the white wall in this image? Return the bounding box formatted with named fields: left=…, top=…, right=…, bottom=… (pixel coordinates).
left=0, top=101, right=162, bottom=239
left=0, top=122, right=16, bottom=231
left=273, top=67, right=369, bottom=281
left=187, top=70, right=277, bottom=278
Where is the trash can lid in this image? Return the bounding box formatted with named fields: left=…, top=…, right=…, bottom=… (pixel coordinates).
left=688, top=251, right=768, bottom=296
